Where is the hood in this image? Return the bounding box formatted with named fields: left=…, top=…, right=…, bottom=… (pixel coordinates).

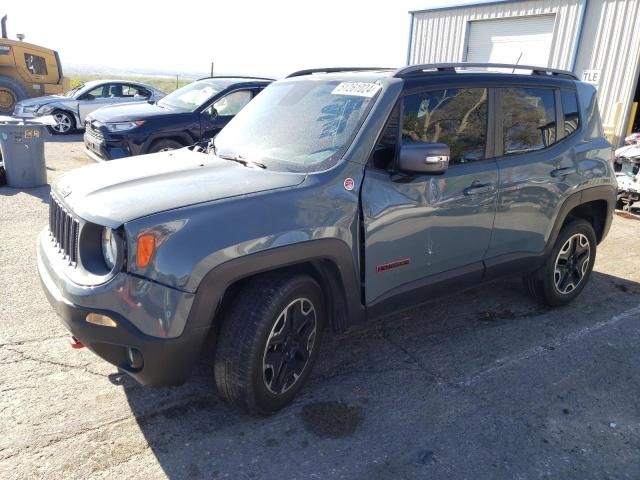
left=88, top=101, right=183, bottom=123
left=16, top=95, right=64, bottom=108
left=53, top=148, right=306, bottom=227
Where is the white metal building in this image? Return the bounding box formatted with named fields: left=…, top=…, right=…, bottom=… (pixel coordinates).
left=407, top=0, right=640, bottom=145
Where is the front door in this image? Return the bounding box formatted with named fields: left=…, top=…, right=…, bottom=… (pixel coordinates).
left=77, top=84, right=117, bottom=122
left=361, top=86, right=499, bottom=305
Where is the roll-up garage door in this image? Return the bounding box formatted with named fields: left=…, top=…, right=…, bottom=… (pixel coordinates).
left=465, top=15, right=556, bottom=67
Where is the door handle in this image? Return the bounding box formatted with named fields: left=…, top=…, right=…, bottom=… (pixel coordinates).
left=463, top=182, right=496, bottom=196
left=551, top=167, right=577, bottom=177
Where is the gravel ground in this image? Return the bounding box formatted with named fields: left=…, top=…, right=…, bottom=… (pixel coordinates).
left=1, top=138, right=639, bottom=479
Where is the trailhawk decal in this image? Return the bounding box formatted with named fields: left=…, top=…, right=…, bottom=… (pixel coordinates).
left=332, top=82, right=381, bottom=97
left=376, top=258, right=410, bottom=273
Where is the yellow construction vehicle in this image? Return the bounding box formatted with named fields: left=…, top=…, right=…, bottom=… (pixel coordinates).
left=0, top=15, right=70, bottom=114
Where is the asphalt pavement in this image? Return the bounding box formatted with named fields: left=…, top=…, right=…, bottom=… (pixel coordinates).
left=0, top=140, right=639, bottom=479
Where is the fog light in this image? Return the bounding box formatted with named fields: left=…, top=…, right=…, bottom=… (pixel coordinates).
left=86, top=313, right=117, bottom=327
left=127, top=347, right=143, bottom=369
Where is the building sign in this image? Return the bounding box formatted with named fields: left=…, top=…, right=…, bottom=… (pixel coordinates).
left=582, top=70, right=601, bottom=85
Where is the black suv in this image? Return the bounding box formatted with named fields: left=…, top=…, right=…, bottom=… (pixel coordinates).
left=83, top=76, right=273, bottom=161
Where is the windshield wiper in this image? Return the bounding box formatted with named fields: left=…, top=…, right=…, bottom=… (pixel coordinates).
left=217, top=152, right=267, bottom=169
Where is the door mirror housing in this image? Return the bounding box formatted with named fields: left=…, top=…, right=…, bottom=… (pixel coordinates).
left=398, top=143, right=450, bottom=174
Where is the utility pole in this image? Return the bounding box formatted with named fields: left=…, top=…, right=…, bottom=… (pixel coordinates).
left=176, top=74, right=179, bottom=89
left=210, top=61, right=214, bottom=77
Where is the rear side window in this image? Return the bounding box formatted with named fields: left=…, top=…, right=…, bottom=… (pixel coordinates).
left=501, top=88, right=556, bottom=155
left=402, top=88, right=488, bottom=165
left=561, top=91, right=580, bottom=136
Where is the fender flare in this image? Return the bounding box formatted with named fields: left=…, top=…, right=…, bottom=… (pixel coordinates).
left=543, top=184, right=616, bottom=258
left=183, top=238, right=365, bottom=334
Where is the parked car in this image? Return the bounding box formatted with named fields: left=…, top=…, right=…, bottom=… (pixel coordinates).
left=38, top=64, right=615, bottom=414
left=13, top=79, right=166, bottom=134
left=83, top=76, right=273, bottom=160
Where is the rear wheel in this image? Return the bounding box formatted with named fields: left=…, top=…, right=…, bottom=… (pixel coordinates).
left=0, top=76, right=28, bottom=115
left=214, top=273, right=325, bottom=415
left=524, top=219, right=597, bottom=306
left=147, top=139, right=183, bottom=154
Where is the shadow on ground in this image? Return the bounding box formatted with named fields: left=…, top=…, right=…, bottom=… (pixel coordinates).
left=119, top=271, right=640, bottom=479
left=0, top=184, right=50, bottom=203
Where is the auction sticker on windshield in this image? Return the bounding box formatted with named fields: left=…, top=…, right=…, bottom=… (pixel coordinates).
left=332, top=82, right=381, bottom=97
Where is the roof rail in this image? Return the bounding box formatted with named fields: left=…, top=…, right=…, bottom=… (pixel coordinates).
left=286, top=67, right=395, bottom=78
left=196, top=75, right=276, bottom=82
left=394, top=63, right=578, bottom=80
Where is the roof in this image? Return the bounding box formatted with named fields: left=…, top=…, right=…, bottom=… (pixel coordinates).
left=409, top=0, right=520, bottom=14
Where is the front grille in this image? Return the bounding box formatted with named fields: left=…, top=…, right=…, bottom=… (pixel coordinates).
left=86, top=121, right=104, bottom=141
left=49, top=194, right=80, bottom=265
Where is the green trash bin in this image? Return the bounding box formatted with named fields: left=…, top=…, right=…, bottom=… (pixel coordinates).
left=0, top=118, right=50, bottom=188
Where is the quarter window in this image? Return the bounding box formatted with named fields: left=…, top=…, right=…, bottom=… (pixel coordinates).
left=502, top=88, right=556, bottom=155
left=561, top=91, right=580, bottom=136
left=402, top=88, right=488, bottom=165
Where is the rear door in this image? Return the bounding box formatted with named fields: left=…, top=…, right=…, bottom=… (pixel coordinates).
left=361, top=85, right=499, bottom=305
left=485, top=84, right=579, bottom=266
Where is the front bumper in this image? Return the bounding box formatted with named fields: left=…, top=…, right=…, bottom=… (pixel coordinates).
left=37, top=231, right=208, bottom=385
left=84, top=130, right=132, bottom=161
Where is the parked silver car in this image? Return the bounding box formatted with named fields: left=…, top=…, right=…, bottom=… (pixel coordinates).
left=13, top=80, right=166, bottom=134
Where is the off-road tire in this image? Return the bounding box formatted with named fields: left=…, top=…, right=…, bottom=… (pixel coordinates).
left=214, top=273, right=325, bottom=415
left=0, top=76, right=28, bottom=115
left=147, top=139, right=184, bottom=154
left=523, top=218, right=597, bottom=307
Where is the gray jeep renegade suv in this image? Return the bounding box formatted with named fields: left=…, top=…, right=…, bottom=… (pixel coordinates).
left=38, top=64, right=616, bottom=414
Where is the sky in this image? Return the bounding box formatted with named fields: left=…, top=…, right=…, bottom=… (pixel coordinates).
left=2, top=0, right=469, bottom=78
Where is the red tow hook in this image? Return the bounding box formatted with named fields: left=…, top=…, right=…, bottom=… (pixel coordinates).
left=70, top=336, right=85, bottom=349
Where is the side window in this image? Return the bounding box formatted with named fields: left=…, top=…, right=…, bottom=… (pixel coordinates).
left=561, top=90, right=580, bottom=137
left=213, top=90, right=253, bottom=116
left=84, top=85, right=108, bottom=99
left=24, top=53, right=48, bottom=75
left=402, top=88, right=488, bottom=165
left=122, top=85, right=150, bottom=98
left=502, top=88, right=556, bottom=155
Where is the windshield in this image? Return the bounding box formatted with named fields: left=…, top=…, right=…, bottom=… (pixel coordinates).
left=213, top=79, right=380, bottom=172
left=63, top=84, right=84, bottom=98
left=158, top=80, right=222, bottom=111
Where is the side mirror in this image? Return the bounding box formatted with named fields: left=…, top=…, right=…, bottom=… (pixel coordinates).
left=80, top=94, right=94, bottom=101
left=209, top=107, right=218, bottom=119
left=398, top=143, right=450, bottom=174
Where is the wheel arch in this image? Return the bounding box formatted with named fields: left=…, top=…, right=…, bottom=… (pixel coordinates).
left=548, top=185, right=616, bottom=254
left=186, top=239, right=365, bottom=343
left=144, top=132, right=194, bottom=153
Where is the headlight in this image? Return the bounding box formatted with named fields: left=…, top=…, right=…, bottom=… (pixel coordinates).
left=36, top=104, right=54, bottom=115
left=20, top=105, right=37, bottom=113
left=105, top=120, right=145, bottom=132
left=101, top=228, right=119, bottom=270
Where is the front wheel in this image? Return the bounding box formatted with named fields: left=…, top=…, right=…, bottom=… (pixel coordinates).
left=524, top=219, right=597, bottom=307
left=147, top=139, right=183, bottom=154
left=50, top=110, right=75, bottom=135
left=214, top=273, right=325, bottom=414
